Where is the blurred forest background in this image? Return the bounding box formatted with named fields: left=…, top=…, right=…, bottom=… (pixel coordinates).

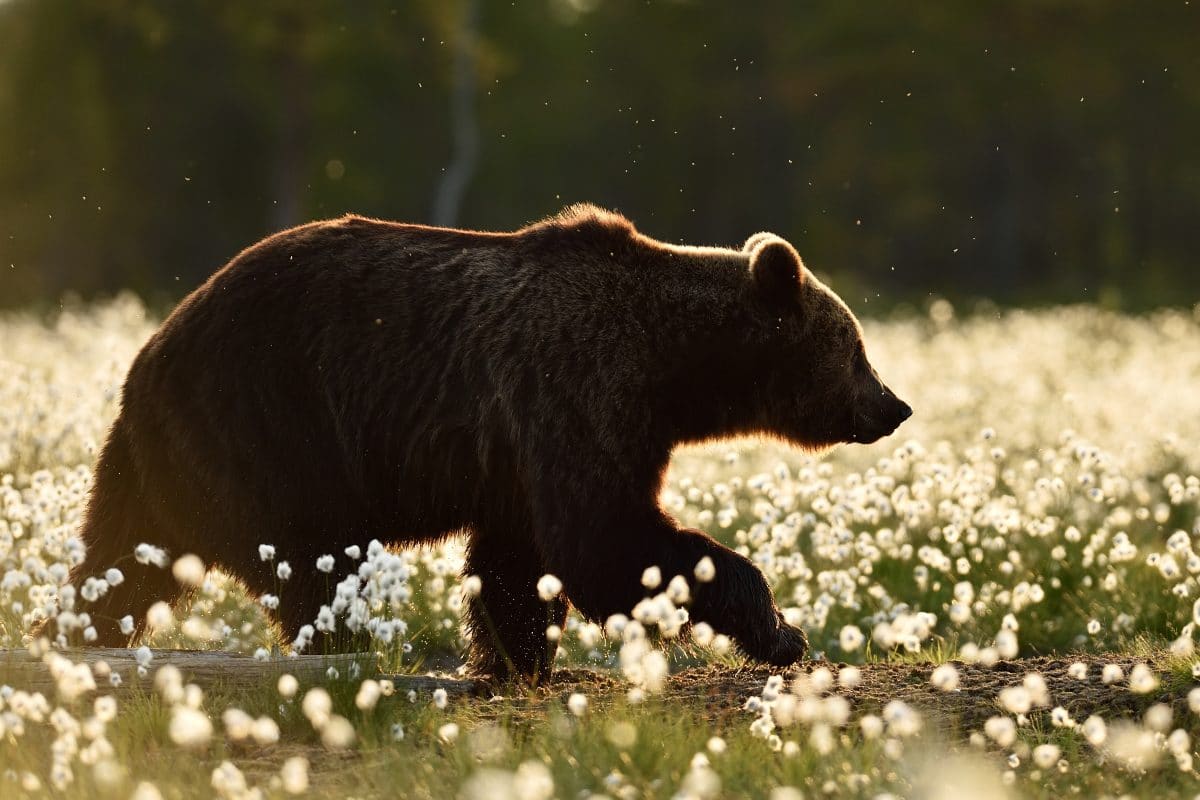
left=1, top=0, right=1197, bottom=311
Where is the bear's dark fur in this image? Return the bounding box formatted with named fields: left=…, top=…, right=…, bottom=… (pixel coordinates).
left=72, top=204, right=910, bottom=681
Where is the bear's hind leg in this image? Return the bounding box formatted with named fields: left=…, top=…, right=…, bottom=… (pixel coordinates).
left=463, top=527, right=567, bottom=684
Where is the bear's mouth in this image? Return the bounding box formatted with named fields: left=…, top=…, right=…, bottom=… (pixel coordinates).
left=851, top=402, right=913, bottom=444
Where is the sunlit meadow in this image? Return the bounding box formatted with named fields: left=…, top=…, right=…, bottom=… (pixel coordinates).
left=2, top=295, right=1199, bottom=798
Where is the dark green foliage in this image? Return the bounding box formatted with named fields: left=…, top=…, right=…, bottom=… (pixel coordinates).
left=0, top=0, right=1197, bottom=309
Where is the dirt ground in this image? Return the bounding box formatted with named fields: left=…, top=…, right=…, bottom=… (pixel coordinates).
left=529, top=654, right=1185, bottom=730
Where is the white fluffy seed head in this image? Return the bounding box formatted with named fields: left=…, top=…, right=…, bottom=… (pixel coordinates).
left=321, top=715, right=356, bottom=749
left=984, top=715, right=1016, bottom=747
left=438, top=722, right=460, bottom=744
left=278, top=674, right=299, bottom=699
left=931, top=664, right=959, bottom=692
left=1128, top=663, right=1159, bottom=694
left=301, top=688, right=332, bottom=728
left=693, top=556, right=716, bottom=583
left=355, top=679, right=382, bottom=711
left=280, top=757, right=309, bottom=795
left=168, top=707, right=213, bottom=748
left=641, top=566, right=662, bottom=589
left=1033, top=744, right=1060, bottom=769
left=146, top=601, right=174, bottom=632
left=536, top=574, right=562, bottom=601
left=222, top=708, right=253, bottom=741
left=171, top=554, right=206, bottom=587
left=839, top=625, right=865, bottom=652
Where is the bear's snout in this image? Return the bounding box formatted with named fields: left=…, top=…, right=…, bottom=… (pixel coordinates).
left=852, top=384, right=912, bottom=444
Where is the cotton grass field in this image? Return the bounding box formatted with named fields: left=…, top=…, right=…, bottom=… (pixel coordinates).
left=2, top=296, right=1200, bottom=799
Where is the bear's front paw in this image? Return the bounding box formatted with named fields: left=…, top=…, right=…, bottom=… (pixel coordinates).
left=762, top=619, right=809, bottom=667
left=737, top=614, right=809, bottom=667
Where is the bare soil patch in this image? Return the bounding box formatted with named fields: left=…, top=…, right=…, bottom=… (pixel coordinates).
left=528, top=654, right=1185, bottom=730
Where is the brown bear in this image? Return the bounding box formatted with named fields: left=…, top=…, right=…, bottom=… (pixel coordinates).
left=71, top=204, right=910, bottom=681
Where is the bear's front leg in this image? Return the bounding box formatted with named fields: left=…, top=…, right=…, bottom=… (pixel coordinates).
left=535, top=508, right=807, bottom=668
left=682, top=530, right=809, bottom=667
left=462, top=529, right=568, bottom=685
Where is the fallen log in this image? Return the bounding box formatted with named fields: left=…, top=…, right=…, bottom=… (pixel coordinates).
left=0, top=647, right=477, bottom=701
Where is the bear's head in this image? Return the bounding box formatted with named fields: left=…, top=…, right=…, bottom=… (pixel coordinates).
left=743, top=233, right=911, bottom=448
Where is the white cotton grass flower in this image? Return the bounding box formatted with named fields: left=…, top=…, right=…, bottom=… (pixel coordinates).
left=983, top=715, right=1017, bottom=747
left=693, top=556, right=716, bottom=583
left=344, top=545, right=362, bottom=560
left=135, top=543, right=169, bottom=567
left=1104, top=721, right=1161, bottom=770
left=536, top=574, right=562, bottom=601
left=859, top=715, right=884, bottom=740
left=1144, top=703, right=1173, bottom=732
left=1128, top=663, right=1159, bottom=694
left=994, top=629, right=1019, bottom=660
left=222, top=708, right=253, bottom=741
left=438, top=722, right=460, bottom=744
left=171, top=554, right=205, bottom=587
left=356, top=679, right=382, bottom=711
left=666, top=574, right=690, bottom=604
left=1051, top=706, right=1075, bottom=728
left=94, top=695, right=118, bottom=722
left=316, top=554, right=335, bottom=573
left=251, top=715, right=280, bottom=745
left=433, top=687, right=449, bottom=710
left=567, top=692, right=588, bottom=717
left=641, top=566, right=662, bottom=589
left=258, top=544, right=276, bottom=561
left=691, top=621, right=715, bottom=647
left=131, top=782, right=165, bottom=800
left=1032, top=744, right=1061, bottom=769
left=146, top=601, right=174, bottom=632
left=1101, top=664, right=1125, bottom=684
left=1068, top=661, right=1089, bottom=680
left=462, top=574, right=483, bottom=598
left=211, top=761, right=250, bottom=799
left=280, top=757, right=309, bottom=795
left=931, top=663, right=959, bottom=691
left=301, top=688, right=332, bottom=728
left=839, top=624, right=865, bottom=652
left=320, top=715, right=356, bottom=749
left=276, top=561, right=292, bottom=580
left=838, top=666, right=862, bottom=689
left=882, top=700, right=922, bottom=737
left=154, top=665, right=184, bottom=704
left=168, top=707, right=213, bottom=748
left=1082, top=715, right=1108, bottom=746
left=278, top=674, right=299, bottom=699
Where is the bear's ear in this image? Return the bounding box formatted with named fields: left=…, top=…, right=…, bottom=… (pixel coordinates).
left=749, top=238, right=805, bottom=299
left=743, top=231, right=778, bottom=252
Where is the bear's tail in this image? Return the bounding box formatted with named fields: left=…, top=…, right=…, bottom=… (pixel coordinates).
left=65, top=418, right=178, bottom=647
